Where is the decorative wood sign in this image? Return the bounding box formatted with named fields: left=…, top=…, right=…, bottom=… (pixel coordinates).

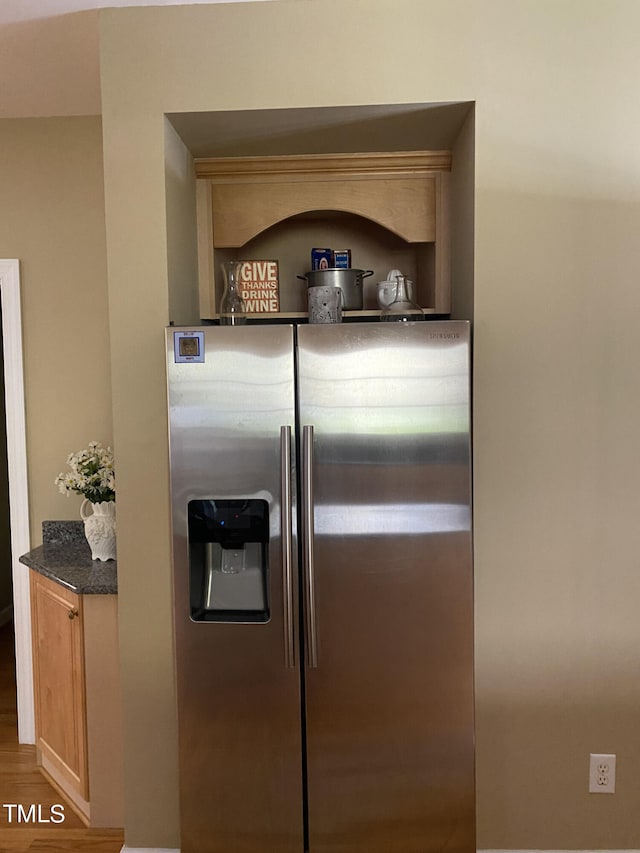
left=238, top=260, right=280, bottom=313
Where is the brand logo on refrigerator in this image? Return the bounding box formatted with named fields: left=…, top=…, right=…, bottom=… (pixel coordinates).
left=428, top=331, right=461, bottom=340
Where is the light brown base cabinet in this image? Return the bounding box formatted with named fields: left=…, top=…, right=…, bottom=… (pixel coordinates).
left=29, top=571, right=124, bottom=827
left=195, top=150, right=452, bottom=320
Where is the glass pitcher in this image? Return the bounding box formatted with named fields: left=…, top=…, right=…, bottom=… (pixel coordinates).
left=219, top=261, right=247, bottom=325
left=380, top=275, right=424, bottom=322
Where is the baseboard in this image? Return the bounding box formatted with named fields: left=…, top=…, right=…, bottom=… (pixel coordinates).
left=0, top=605, right=12, bottom=627
left=120, top=847, right=640, bottom=853
left=120, top=848, right=179, bottom=853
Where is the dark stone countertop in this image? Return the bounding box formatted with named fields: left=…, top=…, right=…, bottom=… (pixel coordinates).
left=19, top=520, right=117, bottom=595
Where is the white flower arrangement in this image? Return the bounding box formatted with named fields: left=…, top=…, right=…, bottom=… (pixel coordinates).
left=55, top=441, right=116, bottom=504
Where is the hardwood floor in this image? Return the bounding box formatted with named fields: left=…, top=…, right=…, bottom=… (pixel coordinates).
left=0, top=622, right=124, bottom=852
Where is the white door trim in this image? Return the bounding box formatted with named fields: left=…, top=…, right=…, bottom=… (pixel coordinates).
left=0, top=259, right=34, bottom=744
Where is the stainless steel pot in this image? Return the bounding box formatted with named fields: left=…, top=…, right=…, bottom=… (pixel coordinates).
left=297, top=268, right=373, bottom=311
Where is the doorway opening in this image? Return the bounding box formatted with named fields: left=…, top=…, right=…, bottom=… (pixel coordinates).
left=0, top=317, right=11, bottom=629
left=0, top=259, right=34, bottom=744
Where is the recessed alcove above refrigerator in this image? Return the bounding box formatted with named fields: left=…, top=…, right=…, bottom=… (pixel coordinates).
left=214, top=210, right=438, bottom=315
left=165, top=101, right=475, bottom=323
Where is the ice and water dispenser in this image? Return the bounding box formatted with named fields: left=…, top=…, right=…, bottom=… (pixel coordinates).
left=188, top=499, right=270, bottom=623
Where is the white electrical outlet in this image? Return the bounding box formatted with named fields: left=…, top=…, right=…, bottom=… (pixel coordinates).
left=589, top=753, right=616, bottom=793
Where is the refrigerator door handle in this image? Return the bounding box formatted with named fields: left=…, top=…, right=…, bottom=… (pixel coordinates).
left=280, top=425, right=296, bottom=668
left=302, top=424, right=318, bottom=668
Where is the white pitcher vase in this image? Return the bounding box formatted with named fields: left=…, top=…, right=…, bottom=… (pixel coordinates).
left=81, top=499, right=117, bottom=561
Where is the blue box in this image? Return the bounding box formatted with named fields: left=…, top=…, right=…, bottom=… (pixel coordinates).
left=333, top=249, right=351, bottom=268
left=311, top=248, right=333, bottom=270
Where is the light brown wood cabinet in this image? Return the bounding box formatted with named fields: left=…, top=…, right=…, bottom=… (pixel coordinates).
left=29, top=570, right=123, bottom=827
left=30, top=571, right=89, bottom=804
left=195, top=151, right=452, bottom=319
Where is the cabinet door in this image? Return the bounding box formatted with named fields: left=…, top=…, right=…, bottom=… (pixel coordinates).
left=30, top=571, right=88, bottom=799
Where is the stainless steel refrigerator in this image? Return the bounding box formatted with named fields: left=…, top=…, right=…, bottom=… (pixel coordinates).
left=166, top=321, right=474, bottom=853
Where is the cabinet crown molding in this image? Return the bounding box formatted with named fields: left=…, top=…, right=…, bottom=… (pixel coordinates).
left=194, top=150, right=452, bottom=181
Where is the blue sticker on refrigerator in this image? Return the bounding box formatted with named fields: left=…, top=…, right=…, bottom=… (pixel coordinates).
left=174, top=330, right=205, bottom=363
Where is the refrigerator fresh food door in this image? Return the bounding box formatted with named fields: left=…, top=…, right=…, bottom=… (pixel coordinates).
left=297, top=322, right=475, bottom=853
left=167, top=325, right=303, bottom=853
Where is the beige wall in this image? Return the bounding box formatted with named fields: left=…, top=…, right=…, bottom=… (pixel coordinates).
left=99, top=0, right=640, bottom=848
left=164, top=117, right=200, bottom=325
left=0, top=12, right=101, bottom=118
left=0, top=117, right=112, bottom=541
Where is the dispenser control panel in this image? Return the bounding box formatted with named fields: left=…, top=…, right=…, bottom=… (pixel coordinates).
left=174, top=331, right=205, bottom=363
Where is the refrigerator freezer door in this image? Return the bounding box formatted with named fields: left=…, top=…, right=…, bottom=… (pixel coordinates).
left=297, top=322, right=475, bottom=853
left=167, top=326, right=303, bottom=853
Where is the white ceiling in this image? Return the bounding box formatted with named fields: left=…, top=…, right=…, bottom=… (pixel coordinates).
left=0, top=0, right=272, bottom=26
